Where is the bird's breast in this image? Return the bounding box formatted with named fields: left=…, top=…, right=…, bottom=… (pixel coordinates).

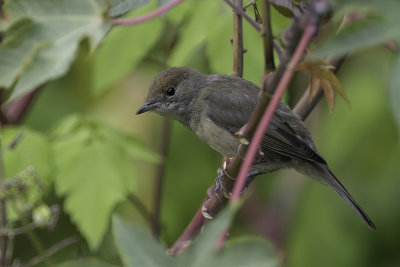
left=190, top=117, right=239, bottom=157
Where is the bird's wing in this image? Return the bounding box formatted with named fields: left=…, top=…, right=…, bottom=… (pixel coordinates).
left=205, top=87, right=325, bottom=164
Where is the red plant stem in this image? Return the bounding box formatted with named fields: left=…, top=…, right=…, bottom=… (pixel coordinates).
left=112, top=0, right=185, bottom=26
left=167, top=206, right=205, bottom=255
left=230, top=22, right=317, bottom=202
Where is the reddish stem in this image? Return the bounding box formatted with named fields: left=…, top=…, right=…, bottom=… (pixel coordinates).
left=230, top=22, right=317, bottom=202
left=167, top=206, right=205, bottom=255
left=112, top=0, right=185, bottom=26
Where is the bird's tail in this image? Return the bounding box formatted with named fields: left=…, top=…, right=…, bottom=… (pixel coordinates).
left=316, top=164, right=376, bottom=230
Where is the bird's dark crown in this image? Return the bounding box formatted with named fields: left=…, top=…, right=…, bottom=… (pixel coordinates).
left=146, top=67, right=203, bottom=100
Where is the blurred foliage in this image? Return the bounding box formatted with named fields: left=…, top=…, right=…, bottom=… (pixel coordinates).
left=0, top=0, right=399, bottom=266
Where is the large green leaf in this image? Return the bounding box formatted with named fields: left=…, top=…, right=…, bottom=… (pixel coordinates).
left=0, top=0, right=111, bottom=101
left=51, top=115, right=158, bottom=250
left=113, top=216, right=174, bottom=267
left=108, top=0, right=151, bottom=17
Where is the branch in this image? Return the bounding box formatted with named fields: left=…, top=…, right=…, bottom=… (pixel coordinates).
left=21, top=236, right=79, bottom=267
left=0, top=126, right=8, bottom=266
left=231, top=22, right=317, bottom=202
left=0, top=91, right=8, bottom=125
left=128, top=194, right=153, bottom=226
left=224, top=0, right=262, bottom=32
left=232, top=0, right=244, bottom=77
left=167, top=203, right=205, bottom=255
left=112, top=0, right=185, bottom=26
left=261, top=0, right=275, bottom=73
left=151, top=118, right=172, bottom=238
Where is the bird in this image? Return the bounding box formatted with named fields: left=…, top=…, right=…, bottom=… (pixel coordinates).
left=136, top=66, right=376, bottom=230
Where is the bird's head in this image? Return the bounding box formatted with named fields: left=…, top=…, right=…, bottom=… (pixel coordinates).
left=136, top=67, right=205, bottom=119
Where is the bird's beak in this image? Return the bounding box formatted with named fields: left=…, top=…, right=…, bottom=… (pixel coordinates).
left=136, top=101, right=156, bottom=115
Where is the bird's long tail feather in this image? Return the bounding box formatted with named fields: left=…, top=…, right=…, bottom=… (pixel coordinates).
left=317, top=164, right=376, bottom=230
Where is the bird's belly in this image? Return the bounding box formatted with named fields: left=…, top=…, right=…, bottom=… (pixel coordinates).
left=192, top=118, right=239, bottom=157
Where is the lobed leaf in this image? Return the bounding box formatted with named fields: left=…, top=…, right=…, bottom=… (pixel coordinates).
left=51, top=115, right=158, bottom=250
left=108, top=0, right=151, bottom=17
left=0, top=0, right=111, bottom=102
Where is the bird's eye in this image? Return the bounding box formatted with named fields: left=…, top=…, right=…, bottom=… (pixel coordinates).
left=166, top=87, right=175, bottom=96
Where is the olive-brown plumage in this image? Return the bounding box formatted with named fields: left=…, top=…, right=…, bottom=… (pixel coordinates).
left=137, top=67, right=375, bottom=230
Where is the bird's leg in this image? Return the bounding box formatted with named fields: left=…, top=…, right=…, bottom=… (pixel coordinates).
left=215, top=160, right=263, bottom=200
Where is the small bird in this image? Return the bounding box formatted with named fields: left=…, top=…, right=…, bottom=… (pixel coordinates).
left=136, top=67, right=376, bottom=230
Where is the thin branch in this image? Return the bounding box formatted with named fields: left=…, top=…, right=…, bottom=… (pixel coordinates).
left=0, top=111, right=7, bottom=125
left=0, top=91, right=8, bottom=125
left=224, top=0, right=262, bottom=32
left=232, top=0, right=244, bottom=77
left=128, top=194, right=153, bottom=225
left=231, top=22, right=317, bottom=202
left=0, top=126, right=8, bottom=266
left=168, top=203, right=205, bottom=255
left=112, top=0, right=185, bottom=26
left=261, top=0, right=275, bottom=73
left=151, top=117, right=172, bottom=238
left=21, top=236, right=79, bottom=267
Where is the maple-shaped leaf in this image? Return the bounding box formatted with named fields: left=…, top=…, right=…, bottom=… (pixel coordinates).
left=296, top=61, right=350, bottom=113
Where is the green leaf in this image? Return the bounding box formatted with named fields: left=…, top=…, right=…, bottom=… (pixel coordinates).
left=112, top=204, right=279, bottom=267
left=389, top=50, right=400, bottom=134
left=2, top=126, right=53, bottom=185
left=97, top=123, right=161, bottom=163
left=312, top=0, right=400, bottom=58
left=176, top=203, right=281, bottom=267
left=57, top=259, right=119, bottom=267
left=0, top=0, right=111, bottom=101
left=52, top=115, right=157, bottom=250
left=112, top=216, right=174, bottom=267
left=0, top=30, right=47, bottom=88
left=93, top=1, right=162, bottom=95
left=108, top=0, right=151, bottom=17
left=213, top=237, right=280, bottom=267
left=313, top=19, right=400, bottom=58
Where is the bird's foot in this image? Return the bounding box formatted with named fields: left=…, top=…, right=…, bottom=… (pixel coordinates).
left=214, top=164, right=262, bottom=200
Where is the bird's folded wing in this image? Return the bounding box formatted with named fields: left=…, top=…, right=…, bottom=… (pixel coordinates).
left=206, top=91, right=325, bottom=164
